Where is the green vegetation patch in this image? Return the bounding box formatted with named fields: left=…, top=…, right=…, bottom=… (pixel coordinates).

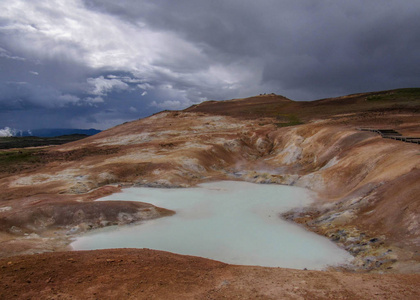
left=0, top=149, right=44, bottom=176
left=0, top=149, right=42, bottom=164
left=275, top=114, right=303, bottom=127
left=366, top=88, right=420, bottom=102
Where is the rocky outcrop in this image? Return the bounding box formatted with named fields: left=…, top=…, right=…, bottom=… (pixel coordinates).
left=0, top=200, right=174, bottom=235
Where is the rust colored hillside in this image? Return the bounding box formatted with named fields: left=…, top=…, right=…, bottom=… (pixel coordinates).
left=0, top=88, right=420, bottom=299
left=186, top=88, right=420, bottom=126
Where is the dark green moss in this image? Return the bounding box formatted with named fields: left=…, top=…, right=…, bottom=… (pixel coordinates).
left=366, top=88, right=420, bottom=102
left=0, top=149, right=42, bottom=164
left=0, top=149, right=45, bottom=176
left=275, top=114, right=303, bottom=127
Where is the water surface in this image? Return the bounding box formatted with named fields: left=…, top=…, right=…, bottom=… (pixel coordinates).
left=71, top=181, right=352, bottom=269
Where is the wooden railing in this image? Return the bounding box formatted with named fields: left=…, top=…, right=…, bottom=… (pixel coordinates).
left=357, top=128, right=420, bottom=144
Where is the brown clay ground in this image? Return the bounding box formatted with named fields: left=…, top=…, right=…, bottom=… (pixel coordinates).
left=1, top=249, right=420, bottom=300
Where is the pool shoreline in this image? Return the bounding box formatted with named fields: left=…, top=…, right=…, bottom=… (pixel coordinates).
left=70, top=181, right=354, bottom=270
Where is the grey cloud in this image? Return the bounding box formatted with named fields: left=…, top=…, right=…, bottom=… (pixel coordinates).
left=87, top=76, right=129, bottom=96
left=0, top=0, right=419, bottom=130
left=0, top=47, right=26, bottom=61
left=84, top=0, right=420, bottom=98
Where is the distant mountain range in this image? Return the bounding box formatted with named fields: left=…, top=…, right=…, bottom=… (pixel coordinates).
left=16, top=128, right=101, bottom=137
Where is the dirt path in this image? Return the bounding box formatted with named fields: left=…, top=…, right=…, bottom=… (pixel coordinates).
left=1, top=249, right=419, bottom=299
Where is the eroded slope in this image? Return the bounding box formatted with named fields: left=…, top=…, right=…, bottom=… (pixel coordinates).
left=0, top=91, right=419, bottom=275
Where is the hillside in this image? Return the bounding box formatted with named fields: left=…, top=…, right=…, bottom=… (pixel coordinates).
left=18, top=128, right=101, bottom=137
left=186, top=88, right=420, bottom=126
left=0, top=88, right=419, bottom=298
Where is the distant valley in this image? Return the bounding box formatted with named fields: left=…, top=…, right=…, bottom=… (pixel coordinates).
left=7, top=128, right=101, bottom=138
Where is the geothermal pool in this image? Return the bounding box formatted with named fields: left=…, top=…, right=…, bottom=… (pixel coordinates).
left=71, top=181, right=352, bottom=270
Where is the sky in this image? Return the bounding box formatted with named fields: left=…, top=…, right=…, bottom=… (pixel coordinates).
left=0, top=0, right=419, bottom=132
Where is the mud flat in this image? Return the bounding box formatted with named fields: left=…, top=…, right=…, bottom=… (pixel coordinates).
left=71, top=181, right=353, bottom=270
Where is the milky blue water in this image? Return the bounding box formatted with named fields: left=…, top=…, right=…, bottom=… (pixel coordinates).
left=71, top=181, right=352, bottom=270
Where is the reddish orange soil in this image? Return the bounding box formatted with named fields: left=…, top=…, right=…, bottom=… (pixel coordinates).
left=1, top=90, right=420, bottom=298
left=1, top=249, right=420, bottom=300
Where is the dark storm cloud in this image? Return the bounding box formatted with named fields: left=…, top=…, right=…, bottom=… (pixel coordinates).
left=85, top=0, right=420, bottom=99
left=0, top=0, right=419, bottom=130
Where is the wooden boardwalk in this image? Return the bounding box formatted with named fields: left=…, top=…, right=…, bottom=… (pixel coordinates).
left=358, top=128, right=420, bottom=144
